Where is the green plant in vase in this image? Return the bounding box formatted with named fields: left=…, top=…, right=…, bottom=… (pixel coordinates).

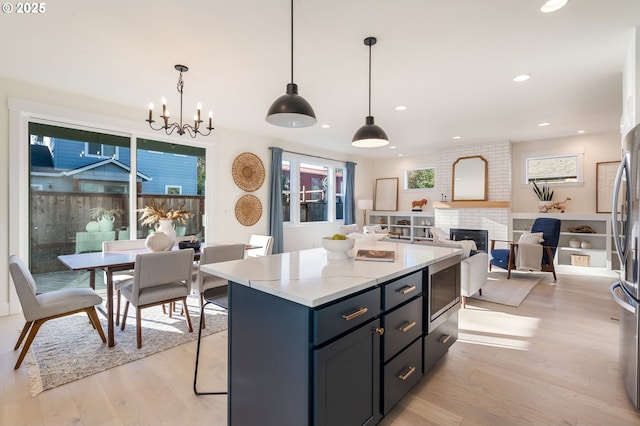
left=532, top=181, right=554, bottom=212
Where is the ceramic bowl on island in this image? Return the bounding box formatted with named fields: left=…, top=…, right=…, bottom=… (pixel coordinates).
left=322, top=236, right=355, bottom=259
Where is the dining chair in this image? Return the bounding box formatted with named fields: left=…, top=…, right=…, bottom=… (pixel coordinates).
left=102, top=239, right=147, bottom=325
left=193, top=243, right=244, bottom=327
left=120, top=249, right=194, bottom=349
left=246, top=234, right=274, bottom=258
left=9, top=255, right=106, bottom=369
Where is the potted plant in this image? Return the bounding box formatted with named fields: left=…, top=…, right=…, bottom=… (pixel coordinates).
left=137, top=201, right=193, bottom=251
left=89, top=207, right=125, bottom=232
left=532, top=181, right=553, bottom=212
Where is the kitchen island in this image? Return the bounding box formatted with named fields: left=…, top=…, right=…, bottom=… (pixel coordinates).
left=201, top=240, right=462, bottom=426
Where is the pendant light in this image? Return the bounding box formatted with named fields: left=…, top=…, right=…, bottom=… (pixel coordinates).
left=352, top=36, right=389, bottom=148
left=266, top=0, right=317, bottom=128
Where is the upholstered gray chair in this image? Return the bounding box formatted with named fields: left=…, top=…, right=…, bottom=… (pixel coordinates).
left=102, top=239, right=147, bottom=325
left=9, top=255, right=106, bottom=369
left=120, top=249, right=194, bottom=349
left=194, top=243, right=245, bottom=308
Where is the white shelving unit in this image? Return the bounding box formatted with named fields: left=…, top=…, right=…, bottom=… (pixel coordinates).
left=511, top=213, right=617, bottom=277
left=367, top=211, right=435, bottom=242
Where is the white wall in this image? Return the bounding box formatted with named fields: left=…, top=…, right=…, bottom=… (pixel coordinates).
left=0, top=77, right=373, bottom=316
left=511, top=131, right=621, bottom=214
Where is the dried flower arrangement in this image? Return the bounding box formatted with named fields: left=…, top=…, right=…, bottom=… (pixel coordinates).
left=137, top=201, right=193, bottom=226
left=89, top=207, right=125, bottom=220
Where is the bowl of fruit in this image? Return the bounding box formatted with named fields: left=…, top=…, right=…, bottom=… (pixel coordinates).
left=322, top=234, right=355, bottom=259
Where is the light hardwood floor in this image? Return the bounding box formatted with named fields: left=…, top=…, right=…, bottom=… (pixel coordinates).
left=2, top=272, right=640, bottom=425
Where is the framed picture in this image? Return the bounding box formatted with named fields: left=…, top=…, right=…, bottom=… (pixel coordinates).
left=596, top=161, right=620, bottom=213
left=374, top=178, right=398, bottom=211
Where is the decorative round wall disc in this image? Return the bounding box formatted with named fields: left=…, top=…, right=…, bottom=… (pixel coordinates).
left=235, top=194, right=262, bottom=226
left=232, top=152, right=265, bottom=192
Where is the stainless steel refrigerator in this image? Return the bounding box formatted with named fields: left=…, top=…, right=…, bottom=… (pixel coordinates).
left=611, top=123, right=640, bottom=409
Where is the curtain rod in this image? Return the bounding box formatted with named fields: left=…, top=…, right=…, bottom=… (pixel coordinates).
left=269, top=147, right=356, bottom=165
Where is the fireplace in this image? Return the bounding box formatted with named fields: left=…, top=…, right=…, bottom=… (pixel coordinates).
left=449, top=228, right=489, bottom=254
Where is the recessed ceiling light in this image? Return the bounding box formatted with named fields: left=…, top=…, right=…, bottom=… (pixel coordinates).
left=397, top=153, right=403, bottom=157
left=538, top=122, right=551, bottom=127
left=541, top=0, right=568, bottom=13
left=577, top=130, right=585, bottom=134
left=321, top=124, right=330, bottom=128
left=389, top=145, right=397, bottom=149
left=513, top=74, right=531, bottom=82
left=452, top=136, right=462, bottom=140
left=395, top=105, right=407, bottom=111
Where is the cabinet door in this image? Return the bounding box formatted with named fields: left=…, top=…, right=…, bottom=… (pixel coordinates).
left=314, top=319, right=382, bottom=426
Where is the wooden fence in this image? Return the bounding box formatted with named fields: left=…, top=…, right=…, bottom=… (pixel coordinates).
left=30, top=191, right=204, bottom=273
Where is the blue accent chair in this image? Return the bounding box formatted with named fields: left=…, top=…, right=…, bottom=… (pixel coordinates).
left=489, top=217, right=561, bottom=280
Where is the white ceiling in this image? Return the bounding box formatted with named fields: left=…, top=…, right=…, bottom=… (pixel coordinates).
left=2, top=0, right=639, bottom=158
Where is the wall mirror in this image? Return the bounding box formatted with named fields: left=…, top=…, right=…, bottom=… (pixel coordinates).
left=452, top=155, right=488, bottom=201
left=374, top=178, right=398, bottom=211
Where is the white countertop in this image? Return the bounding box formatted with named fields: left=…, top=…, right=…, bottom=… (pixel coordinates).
left=201, top=240, right=461, bottom=308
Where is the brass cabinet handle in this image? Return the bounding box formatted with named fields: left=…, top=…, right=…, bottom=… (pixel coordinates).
left=342, top=307, right=368, bottom=321
left=398, top=366, right=416, bottom=381
left=399, top=285, right=416, bottom=295
left=440, top=334, right=452, bottom=344
left=375, top=327, right=385, bottom=335
left=398, top=321, right=416, bottom=333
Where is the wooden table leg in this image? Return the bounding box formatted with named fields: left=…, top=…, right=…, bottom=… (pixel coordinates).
left=105, top=267, right=115, bottom=347
left=89, top=269, right=96, bottom=290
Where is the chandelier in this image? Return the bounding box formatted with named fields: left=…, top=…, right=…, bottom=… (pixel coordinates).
left=146, top=64, right=214, bottom=138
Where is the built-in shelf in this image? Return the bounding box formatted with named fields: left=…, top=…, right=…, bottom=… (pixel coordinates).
left=433, top=201, right=510, bottom=209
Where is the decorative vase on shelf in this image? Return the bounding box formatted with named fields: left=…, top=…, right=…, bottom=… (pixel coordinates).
left=538, top=201, right=552, bottom=213
left=154, top=219, right=176, bottom=250
left=145, top=231, right=171, bottom=252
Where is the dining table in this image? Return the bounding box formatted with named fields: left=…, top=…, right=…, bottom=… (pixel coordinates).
left=57, top=242, right=261, bottom=347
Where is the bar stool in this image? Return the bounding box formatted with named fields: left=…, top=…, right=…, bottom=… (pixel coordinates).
left=193, top=286, right=228, bottom=396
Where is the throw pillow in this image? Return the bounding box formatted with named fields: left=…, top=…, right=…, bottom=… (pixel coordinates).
left=519, top=231, right=544, bottom=244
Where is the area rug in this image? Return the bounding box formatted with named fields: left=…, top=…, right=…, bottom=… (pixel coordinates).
left=469, top=271, right=543, bottom=307
left=23, top=295, right=227, bottom=396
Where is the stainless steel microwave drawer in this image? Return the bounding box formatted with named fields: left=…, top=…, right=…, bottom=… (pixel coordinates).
left=313, top=287, right=381, bottom=346
left=383, top=297, right=422, bottom=361
left=383, top=270, right=423, bottom=310
left=424, top=312, right=458, bottom=372
left=383, top=338, right=423, bottom=415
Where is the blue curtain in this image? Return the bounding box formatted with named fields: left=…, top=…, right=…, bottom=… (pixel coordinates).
left=269, top=147, right=284, bottom=254
left=343, top=161, right=356, bottom=225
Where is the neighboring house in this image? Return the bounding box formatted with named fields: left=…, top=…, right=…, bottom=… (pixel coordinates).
left=30, top=138, right=198, bottom=194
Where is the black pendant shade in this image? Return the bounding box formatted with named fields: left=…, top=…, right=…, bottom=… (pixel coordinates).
left=352, top=116, right=389, bottom=147
left=266, top=83, right=317, bottom=128
left=265, top=0, right=317, bottom=128
left=352, top=36, right=389, bottom=148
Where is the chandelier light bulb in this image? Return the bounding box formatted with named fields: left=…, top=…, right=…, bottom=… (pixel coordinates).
left=145, top=65, right=214, bottom=137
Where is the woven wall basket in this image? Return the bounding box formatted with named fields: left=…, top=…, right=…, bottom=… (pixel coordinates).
left=232, top=152, right=265, bottom=192
left=235, top=194, right=262, bottom=226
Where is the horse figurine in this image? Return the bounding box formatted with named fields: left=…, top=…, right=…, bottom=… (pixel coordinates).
left=411, top=199, right=428, bottom=211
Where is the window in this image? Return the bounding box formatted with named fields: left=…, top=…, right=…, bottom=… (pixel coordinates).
left=525, top=154, right=583, bottom=184
left=282, top=154, right=346, bottom=224
left=404, top=167, right=435, bottom=190
left=166, top=185, right=182, bottom=195
left=85, top=142, right=117, bottom=158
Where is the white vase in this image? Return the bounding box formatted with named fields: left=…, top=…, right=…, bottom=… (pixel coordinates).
left=154, top=219, right=176, bottom=250
left=145, top=231, right=171, bottom=252
left=85, top=221, right=100, bottom=232
left=98, top=215, right=114, bottom=232
left=538, top=201, right=552, bottom=213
